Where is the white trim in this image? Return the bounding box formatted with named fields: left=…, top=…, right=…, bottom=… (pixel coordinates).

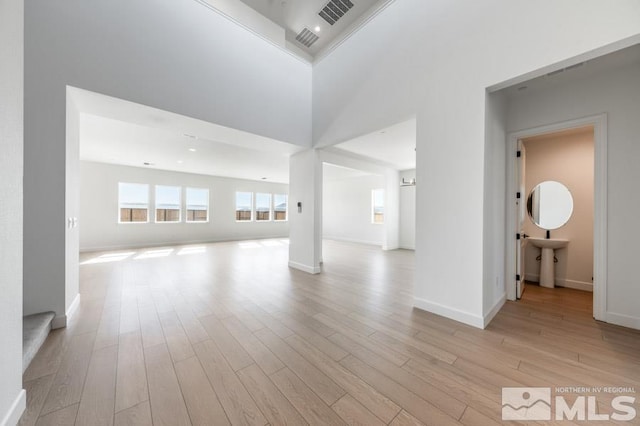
left=288, top=260, right=321, bottom=274
left=324, top=236, right=383, bottom=247
left=505, top=114, right=607, bottom=322
left=484, top=294, right=507, bottom=328
left=557, top=279, right=593, bottom=292
left=592, top=115, right=608, bottom=321
left=605, top=312, right=640, bottom=330
left=67, top=293, right=81, bottom=321
left=51, top=293, right=81, bottom=329
left=79, top=235, right=289, bottom=253
left=1, top=389, right=26, bottom=426
left=525, top=274, right=593, bottom=292
left=413, top=297, right=484, bottom=329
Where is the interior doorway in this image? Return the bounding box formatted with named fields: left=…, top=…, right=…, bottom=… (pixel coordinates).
left=518, top=125, right=594, bottom=301
left=506, top=114, right=607, bottom=322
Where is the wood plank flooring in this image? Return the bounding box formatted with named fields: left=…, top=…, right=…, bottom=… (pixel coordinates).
left=20, top=239, right=640, bottom=425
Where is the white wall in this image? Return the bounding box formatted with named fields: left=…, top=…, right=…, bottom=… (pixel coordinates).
left=288, top=150, right=323, bottom=274
left=399, top=170, right=416, bottom=250
left=506, top=59, right=640, bottom=329
left=0, top=0, right=26, bottom=423
left=312, top=0, right=640, bottom=327
left=24, top=0, right=311, bottom=318
left=80, top=162, right=289, bottom=251
left=483, top=92, right=508, bottom=324
left=323, top=174, right=385, bottom=246
left=523, top=130, right=594, bottom=290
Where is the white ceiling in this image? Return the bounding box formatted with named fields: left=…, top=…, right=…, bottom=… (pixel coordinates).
left=238, top=0, right=390, bottom=57
left=323, top=163, right=373, bottom=181
left=331, top=118, right=416, bottom=170
left=81, top=115, right=298, bottom=183
left=74, top=88, right=303, bottom=184
left=75, top=88, right=415, bottom=186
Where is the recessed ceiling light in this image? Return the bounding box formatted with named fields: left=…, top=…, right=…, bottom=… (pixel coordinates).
left=314, top=26, right=321, bottom=32
left=188, top=148, right=196, bottom=152
left=177, top=160, right=184, bottom=164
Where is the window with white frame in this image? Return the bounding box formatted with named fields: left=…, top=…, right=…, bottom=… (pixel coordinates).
left=255, top=193, right=272, bottom=221
left=118, top=183, right=149, bottom=223
left=235, top=191, right=253, bottom=221
left=155, top=185, right=181, bottom=222
left=273, top=194, right=288, bottom=221
left=372, top=189, right=384, bottom=224
left=186, top=187, right=209, bottom=222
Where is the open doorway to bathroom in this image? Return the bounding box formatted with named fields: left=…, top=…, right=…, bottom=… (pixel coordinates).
left=518, top=126, right=595, bottom=309
left=507, top=114, right=607, bottom=321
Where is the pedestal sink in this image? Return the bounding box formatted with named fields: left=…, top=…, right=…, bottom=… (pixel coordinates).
left=527, top=238, right=569, bottom=288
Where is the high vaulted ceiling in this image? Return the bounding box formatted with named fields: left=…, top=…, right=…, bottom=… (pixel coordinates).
left=238, top=0, right=391, bottom=57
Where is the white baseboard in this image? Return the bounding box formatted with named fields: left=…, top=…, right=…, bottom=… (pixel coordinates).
left=556, top=279, right=593, bottom=292
left=80, top=235, right=289, bottom=253
left=605, top=312, right=640, bottom=331
left=524, top=274, right=593, bottom=292
left=484, top=294, right=506, bottom=327
left=288, top=261, right=321, bottom=274
left=413, top=297, right=484, bottom=329
left=67, top=293, right=80, bottom=321
left=52, top=293, right=80, bottom=329
left=1, top=389, right=26, bottom=426
left=324, top=236, right=382, bottom=247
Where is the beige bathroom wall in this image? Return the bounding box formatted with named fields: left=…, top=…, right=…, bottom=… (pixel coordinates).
left=523, top=127, right=594, bottom=290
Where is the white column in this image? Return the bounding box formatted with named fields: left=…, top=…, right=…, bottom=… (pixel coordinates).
left=288, top=149, right=323, bottom=274
left=383, top=169, right=400, bottom=250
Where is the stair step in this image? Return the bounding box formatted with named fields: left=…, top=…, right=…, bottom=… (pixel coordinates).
left=23, top=311, right=56, bottom=373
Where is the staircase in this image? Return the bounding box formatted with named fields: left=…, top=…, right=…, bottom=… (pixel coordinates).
left=23, top=312, right=56, bottom=373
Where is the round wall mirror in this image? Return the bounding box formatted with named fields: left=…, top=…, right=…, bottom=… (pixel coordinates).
left=527, top=180, right=574, bottom=230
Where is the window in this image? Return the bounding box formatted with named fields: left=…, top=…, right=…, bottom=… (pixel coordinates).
left=255, top=193, right=272, bottom=221
left=372, top=189, right=384, bottom=224
left=274, top=194, right=288, bottom=221
left=235, top=192, right=253, bottom=221
left=118, top=183, right=149, bottom=223
left=155, top=185, right=181, bottom=222
left=186, top=187, right=209, bottom=222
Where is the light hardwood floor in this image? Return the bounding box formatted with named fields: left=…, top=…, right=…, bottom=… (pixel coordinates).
left=20, top=239, right=640, bottom=425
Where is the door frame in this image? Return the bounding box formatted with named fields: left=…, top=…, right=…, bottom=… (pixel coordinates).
left=505, top=114, right=607, bottom=321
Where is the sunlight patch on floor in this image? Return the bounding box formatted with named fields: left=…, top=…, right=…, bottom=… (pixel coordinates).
left=177, top=246, right=207, bottom=256
left=81, top=252, right=136, bottom=265
left=134, top=248, right=174, bottom=259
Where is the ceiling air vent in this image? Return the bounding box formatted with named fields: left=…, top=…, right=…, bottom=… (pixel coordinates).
left=295, top=28, right=320, bottom=48
left=319, top=0, right=354, bottom=25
